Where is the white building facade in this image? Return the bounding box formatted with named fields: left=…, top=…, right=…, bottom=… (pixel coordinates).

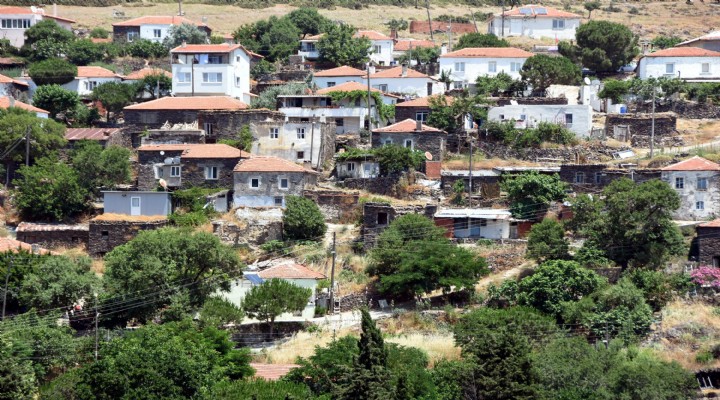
left=312, top=65, right=367, bottom=89
left=487, top=5, right=581, bottom=40
left=637, top=47, right=720, bottom=82
left=438, top=47, right=533, bottom=88
left=112, top=15, right=211, bottom=43
left=369, top=65, right=442, bottom=97
left=661, top=157, right=720, bottom=221
left=488, top=104, right=593, bottom=137
left=61, top=66, right=121, bottom=97
left=0, top=6, right=74, bottom=48
left=355, top=30, right=394, bottom=66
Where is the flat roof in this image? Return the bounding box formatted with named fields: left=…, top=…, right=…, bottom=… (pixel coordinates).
left=435, top=208, right=512, bottom=219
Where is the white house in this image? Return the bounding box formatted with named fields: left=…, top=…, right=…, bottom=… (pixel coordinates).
left=122, top=67, right=172, bottom=98
left=335, top=150, right=379, bottom=180
left=487, top=5, right=581, bottom=40
left=661, top=156, right=720, bottom=221
left=0, top=6, right=74, bottom=48
left=1, top=96, right=48, bottom=118
left=312, top=65, right=367, bottom=89
left=368, top=64, right=442, bottom=98
left=233, top=156, right=318, bottom=208
left=676, top=31, right=720, bottom=52
left=355, top=30, right=394, bottom=66
left=487, top=104, right=593, bottom=137
left=636, top=47, right=720, bottom=82
left=434, top=209, right=513, bottom=239
left=61, top=66, right=121, bottom=97
left=299, top=33, right=323, bottom=60
left=171, top=43, right=257, bottom=103
left=111, top=15, right=211, bottom=43
left=438, top=47, right=533, bottom=88
left=392, top=39, right=436, bottom=65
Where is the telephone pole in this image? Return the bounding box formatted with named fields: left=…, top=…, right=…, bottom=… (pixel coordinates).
left=468, top=139, right=473, bottom=207
left=329, top=232, right=337, bottom=314
left=366, top=63, right=373, bottom=130
left=425, top=0, right=434, bottom=42
left=94, top=292, right=99, bottom=361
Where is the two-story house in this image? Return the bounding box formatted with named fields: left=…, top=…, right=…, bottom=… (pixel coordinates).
left=137, top=143, right=251, bottom=191
left=61, top=66, right=121, bottom=97
left=371, top=119, right=447, bottom=161
left=111, top=15, right=211, bottom=43
left=369, top=64, right=442, bottom=98
left=312, top=65, right=367, bottom=89
left=299, top=33, right=323, bottom=61
left=676, top=31, right=720, bottom=53
left=661, top=156, right=720, bottom=221
left=0, top=6, right=74, bottom=48
left=438, top=47, right=533, bottom=88
left=233, top=156, right=318, bottom=207
left=487, top=5, right=581, bottom=40
left=637, top=47, right=720, bottom=82
left=487, top=104, right=593, bottom=137
left=355, top=30, right=394, bottom=66
left=170, top=43, right=258, bottom=103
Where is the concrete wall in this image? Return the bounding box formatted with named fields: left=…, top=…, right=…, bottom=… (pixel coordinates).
left=88, top=219, right=168, bottom=256
left=371, top=131, right=446, bottom=161
left=488, top=17, right=580, bottom=40
left=171, top=48, right=250, bottom=99
left=638, top=55, right=720, bottom=80
left=313, top=76, right=364, bottom=89
left=371, top=76, right=436, bottom=97
left=62, top=77, right=121, bottom=97
left=233, top=171, right=315, bottom=208
left=368, top=39, right=394, bottom=66
left=488, top=104, right=593, bottom=137
left=661, top=170, right=720, bottom=221
left=102, top=191, right=172, bottom=216
left=336, top=160, right=379, bottom=179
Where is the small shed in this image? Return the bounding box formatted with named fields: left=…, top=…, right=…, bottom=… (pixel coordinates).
left=434, top=208, right=513, bottom=239
left=102, top=191, right=172, bottom=217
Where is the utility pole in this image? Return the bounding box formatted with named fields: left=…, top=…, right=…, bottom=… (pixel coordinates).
left=366, top=63, right=373, bottom=131
left=1, top=256, right=13, bottom=320
left=650, top=86, right=656, bottom=158
left=24, top=126, right=30, bottom=166
left=470, top=8, right=479, bottom=33
left=329, top=232, right=336, bottom=314
left=425, top=0, right=434, bottom=42
left=468, top=138, right=473, bottom=207
left=500, top=0, right=506, bottom=38
left=94, top=292, right=99, bottom=361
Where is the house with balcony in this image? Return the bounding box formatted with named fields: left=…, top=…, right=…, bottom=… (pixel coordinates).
left=136, top=143, right=251, bottom=191
left=487, top=5, right=581, bottom=40
left=299, top=33, right=323, bottom=60
left=312, top=65, right=367, bottom=89
left=661, top=156, right=720, bottom=221
left=112, top=15, right=211, bottom=43
left=60, top=66, right=121, bottom=97
left=233, top=156, right=318, bottom=208
left=278, top=81, right=398, bottom=136
left=170, top=43, right=258, bottom=103
left=438, top=47, right=533, bottom=88
left=369, top=64, right=442, bottom=98
left=0, top=6, right=74, bottom=48
left=355, top=30, right=394, bottom=66
left=636, top=47, right=720, bottom=82
left=487, top=104, right=593, bottom=138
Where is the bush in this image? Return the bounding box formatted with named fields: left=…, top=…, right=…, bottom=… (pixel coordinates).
left=283, top=195, right=327, bottom=241
left=28, top=58, right=77, bottom=85
left=127, top=39, right=168, bottom=59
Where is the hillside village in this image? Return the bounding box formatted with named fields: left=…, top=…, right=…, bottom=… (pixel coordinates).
left=0, top=0, right=720, bottom=398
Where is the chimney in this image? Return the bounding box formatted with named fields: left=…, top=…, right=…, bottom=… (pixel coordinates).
left=181, top=40, right=187, bottom=47
left=390, top=28, right=398, bottom=39
left=440, top=44, right=448, bottom=55
left=401, top=63, right=408, bottom=77
left=416, top=119, right=422, bottom=132
left=367, top=63, right=376, bottom=76
left=53, top=3, right=57, bottom=16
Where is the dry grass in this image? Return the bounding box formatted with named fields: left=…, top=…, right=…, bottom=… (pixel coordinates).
left=677, top=119, right=720, bottom=146
left=253, top=328, right=355, bottom=364
left=386, top=332, right=461, bottom=367
left=91, top=258, right=106, bottom=276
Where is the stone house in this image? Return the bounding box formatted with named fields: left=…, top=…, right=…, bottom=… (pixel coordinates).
left=111, top=15, right=211, bottom=44
left=487, top=5, right=581, bottom=40
left=233, top=156, right=318, bottom=208
left=361, top=202, right=438, bottom=248
left=336, top=153, right=379, bottom=180
left=371, top=119, right=447, bottom=161
left=137, top=143, right=251, bottom=191
left=88, top=214, right=169, bottom=257
left=0, top=6, right=74, bottom=48
left=695, top=219, right=720, bottom=266
left=16, top=222, right=89, bottom=249
left=440, top=169, right=501, bottom=198
left=65, top=128, right=125, bottom=148
left=102, top=191, right=172, bottom=216
left=661, top=156, right=720, bottom=221
left=676, top=31, right=720, bottom=53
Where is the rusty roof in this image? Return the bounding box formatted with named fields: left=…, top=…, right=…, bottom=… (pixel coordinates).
left=76, top=66, right=119, bottom=78
left=249, top=363, right=300, bottom=381
left=257, top=261, right=326, bottom=279
left=372, top=118, right=445, bottom=133
left=396, top=95, right=453, bottom=107
left=499, top=5, right=581, bottom=18
left=643, top=47, right=720, bottom=58
left=661, top=156, right=720, bottom=171
left=313, top=66, right=367, bottom=77
left=233, top=156, right=318, bottom=173
left=370, top=66, right=430, bottom=79
left=0, top=96, right=48, bottom=114
left=0, top=237, right=56, bottom=255
left=138, top=144, right=251, bottom=159
left=65, top=128, right=121, bottom=141
left=112, top=15, right=208, bottom=27
left=124, top=96, right=248, bottom=111
left=394, top=39, right=436, bottom=52
left=123, top=67, right=172, bottom=80
left=441, top=47, right=533, bottom=58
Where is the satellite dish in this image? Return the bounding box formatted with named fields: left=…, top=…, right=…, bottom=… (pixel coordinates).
left=584, top=77, right=591, bottom=85
left=425, top=151, right=433, bottom=161
left=159, top=150, right=165, bottom=155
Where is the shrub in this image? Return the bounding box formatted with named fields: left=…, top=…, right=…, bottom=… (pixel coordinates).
left=690, top=266, right=720, bottom=287
left=28, top=58, right=77, bottom=85
left=283, top=195, right=327, bottom=241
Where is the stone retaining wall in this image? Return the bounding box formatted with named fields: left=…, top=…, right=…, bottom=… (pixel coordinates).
left=88, top=219, right=168, bottom=256
left=303, top=189, right=360, bottom=223
left=16, top=223, right=89, bottom=249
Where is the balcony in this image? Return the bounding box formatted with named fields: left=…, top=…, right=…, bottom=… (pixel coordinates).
left=279, top=106, right=368, bottom=119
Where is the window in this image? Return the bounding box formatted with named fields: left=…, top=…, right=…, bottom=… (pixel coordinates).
left=157, top=167, right=164, bottom=178
left=153, top=29, right=162, bottom=38
left=697, top=201, right=705, bottom=210
left=202, top=72, right=222, bottom=83
left=177, top=72, right=191, bottom=83
left=665, top=63, right=674, bottom=74
left=203, top=123, right=214, bottom=135
left=454, top=62, right=465, bottom=72
left=296, top=128, right=306, bottom=139
left=456, top=218, right=469, bottom=230
left=377, top=84, right=388, bottom=92
left=85, top=81, right=98, bottom=91
left=305, top=42, right=316, bottom=52
left=373, top=45, right=382, bottom=53
left=511, top=62, right=522, bottom=72
left=415, top=111, right=429, bottom=122
left=347, top=162, right=356, bottom=171
left=453, top=81, right=463, bottom=90
left=384, top=139, right=393, bottom=145
left=127, top=31, right=139, bottom=42
left=519, top=114, right=527, bottom=121
left=297, top=151, right=305, bottom=160
left=269, top=127, right=279, bottom=139
left=675, top=177, right=684, bottom=189
left=235, top=77, right=241, bottom=87
left=377, top=212, right=388, bottom=225
left=335, top=118, right=344, bottom=127
left=594, top=172, right=602, bottom=184
left=552, top=19, right=565, bottom=29
left=204, top=166, right=218, bottom=180
left=327, top=82, right=336, bottom=87
left=488, top=61, right=497, bottom=73
left=250, top=178, right=260, bottom=188
left=698, top=177, right=708, bottom=191
left=565, top=113, right=573, bottom=126
left=702, top=63, right=710, bottom=74
left=170, top=166, right=181, bottom=177
left=208, top=55, right=223, bottom=64
left=404, top=139, right=413, bottom=149
left=274, top=196, right=283, bottom=206
left=1, top=19, right=30, bottom=29
left=575, top=172, right=585, bottom=184
left=101, top=230, right=109, bottom=238
left=278, top=177, right=289, bottom=189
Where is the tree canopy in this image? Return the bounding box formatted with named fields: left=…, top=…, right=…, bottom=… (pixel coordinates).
left=454, top=33, right=509, bottom=50
left=282, top=195, right=327, bottom=241
left=32, top=84, right=81, bottom=121
left=163, top=23, right=208, bottom=49
left=318, top=23, right=371, bottom=67
left=70, top=141, right=132, bottom=194
left=13, top=158, right=87, bottom=221
left=91, top=82, right=136, bottom=122
left=287, top=7, right=333, bottom=38
left=242, top=278, right=311, bottom=336
left=520, top=54, right=581, bottom=93
left=28, top=58, right=77, bottom=85
left=18, top=255, right=101, bottom=310
left=526, top=218, right=570, bottom=263
left=559, top=20, right=639, bottom=73
left=500, top=172, right=568, bottom=219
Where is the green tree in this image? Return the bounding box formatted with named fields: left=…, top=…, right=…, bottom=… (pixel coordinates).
left=163, top=23, right=209, bottom=49
left=264, top=17, right=301, bottom=61
left=427, top=91, right=487, bottom=133
left=318, top=23, right=371, bottom=67
left=520, top=54, right=580, bottom=93
left=207, top=379, right=323, bottom=399
left=198, top=297, right=244, bottom=329
left=71, top=141, right=132, bottom=193
left=127, top=39, right=168, bottom=59
left=66, top=39, right=105, bottom=66
left=0, top=108, right=66, bottom=169
left=500, top=171, right=568, bottom=219
left=31, top=84, right=80, bottom=121
left=91, top=81, right=135, bottom=122
left=584, top=1, right=601, bottom=19
left=282, top=195, right=327, bottom=240
left=251, top=82, right=308, bottom=110
left=287, top=8, right=332, bottom=38
left=135, top=72, right=172, bottom=99
left=13, top=158, right=87, bottom=221
left=18, top=255, right=101, bottom=310
left=373, top=144, right=424, bottom=175
left=397, top=46, right=440, bottom=65
left=0, top=335, right=37, bottom=400
left=103, top=228, right=241, bottom=324
left=598, top=78, right=631, bottom=102
left=559, top=20, right=639, bottom=73
left=569, top=178, right=684, bottom=269
left=526, top=218, right=570, bottom=262
left=89, top=27, right=110, bottom=39
left=475, top=71, right=518, bottom=96
left=242, top=279, right=311, bottom=337
left=384, top=18, right=409, bottom=32
left=22, top=20, right=74, bottom=61
left=28, top=58, right=77, bottom=85
left=454, top=32, right=509, bottom=50
left=651, top=35, right=682, bottom=50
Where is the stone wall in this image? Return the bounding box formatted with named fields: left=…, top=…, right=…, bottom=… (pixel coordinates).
left=303, top=189, right=360, bottom=223
left=213, top=207, right=284, bottom=246
left=361, top=202, right=438, bottom=249
left=559, top=164, right=662, bottom=192
left=495, top=97, right=568, bottom=106
left=395, top=105, right=429, bottom=123
left=478, top=142, right=633, bottom=163
left=137, top=149, right=240, bottom=191
left=143, top=129, right=205, bottom=145
left=341, top=176, right=401, bottom=196
left=112, top=26, right=138, bottom=43
left=371, top=131, right=446, bottom=161
left=125, top=109, right=199, bottom=147
left=198, top=109, right=284, bottom=141
left=605, top=113, right=681, bottom=147
left=88, top=219, right=168, bottom=256
left=440, top=174, right=500, bottom=197
left=641, top=101, right=720, bottom=119
left=696, top=227, right=720, bottom=265
left=16, top=223, right=89, bottom=249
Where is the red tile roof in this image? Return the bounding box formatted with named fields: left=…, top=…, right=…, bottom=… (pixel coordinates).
left=138, top=144, right=251, bottom=159
left=0, top=96, right=48, bottom=114
left=500, top=5, right=581, bottom=18
left=0, top=6, right=76, bottom=23
left=699, top=219, right=720, bottom=228
left=394, top=39, right=436, bottom=52
left=661, top=156, right=720, bottom=171
left=396, top=95, right=453, bottom=107
left=441, top=47, right=533, bottom=58
left=123, top=67, right=172, bottom=80
left=249, top=363, right=300, bottom=381
left=0, top=237, right=56, bottom=255
left=234, top=156, right=318, bottom=173
left=644, top=47, right=720, bottom=58
left=314, top=66, right=367, bottom=77
left=124, top=96, right=248, bottom=111
left=257, top=261, right=326, bottom=280
left=65, top=127, right=121, bottom=141
left=373, top=118, right=445, bottom=133
left=0, top=73, right=28, bottom=87
left=678, top=31, right=720, bottom=47
left=76, top=66, right=118, bottom=78
left=112, top=15, right=208, bottom=27
left=370, top=66, right=430, bottom=79
left=171, top=43, right=242, bottom=54
left=354, top=30, right=392, bottom=41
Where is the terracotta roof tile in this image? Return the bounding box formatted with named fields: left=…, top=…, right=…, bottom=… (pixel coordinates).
left=644, top=47, right=720, bottom=58
left=171, top=43, right=242, bottom=54
left=0, top=96, right=48, bottom=114
left=65, top=127, right=121, bottom=141
left=313, top=66, right=367, bottom=77
left=249, top=363, right=300, bottom=381
left=441, top=47, right=533, bottom=58
left=0, top=237, right=56, bottom=255
left=316, top=81, right=382, bottom=94
left=138, top=144, right=251, bottom=159
left=112, top=15, right=208, bottom=27
left=661, top=156, right=720, bottom=171
left=123, top=67, right=172, bottom=80
left=373, top=118, right=445, bottom=133
left=500, top=5, right=581, bottom=18
left=124, top=96, right=248, bottom=111
left=233, top=156, right=318, bottom=173
left=370, top=66, right=430, bottom=79
left=699, top=219, right=720, bottom=228
left=76, top=66, right=118, bottom=78
left=396, top=95, right=453, bottom=107
left=0, top=6, right=75, bottom=23
left=0, top=73, right=28, bottom=87
left=354, top=30, right=392, bottom=40
left=394, top=39, right=436, bottom=52
left=257, top=261, right=326, bottom=279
